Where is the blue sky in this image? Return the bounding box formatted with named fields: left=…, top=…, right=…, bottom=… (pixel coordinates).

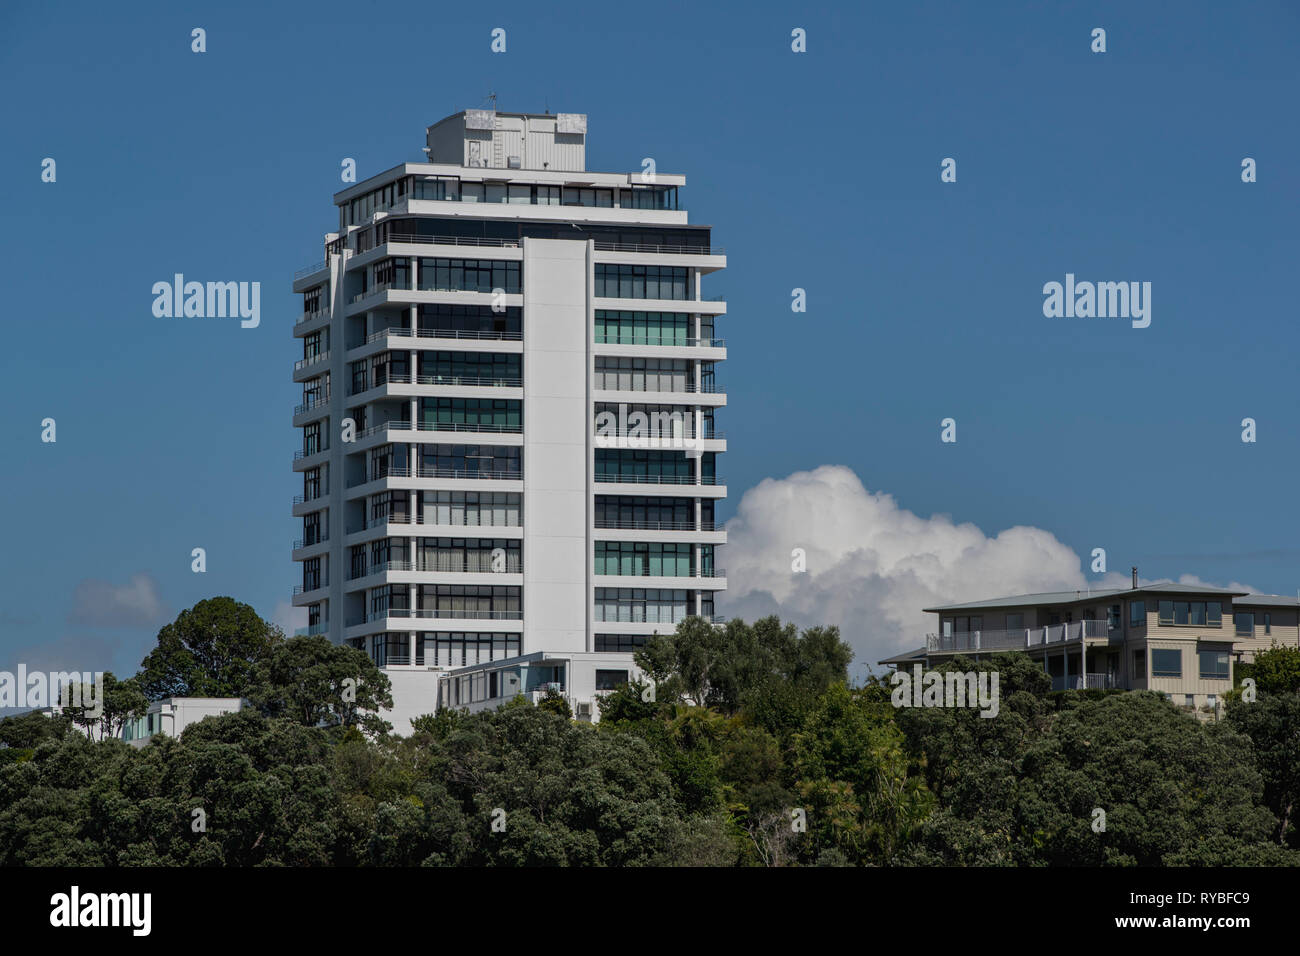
left=2, top=0, right=1298, bottom=678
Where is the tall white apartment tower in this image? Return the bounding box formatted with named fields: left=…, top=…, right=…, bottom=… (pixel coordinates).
left=291, top=110, right=726, bottom=726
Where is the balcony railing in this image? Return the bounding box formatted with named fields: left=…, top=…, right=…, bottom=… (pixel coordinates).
left=595, top=519, right=717, bottom=531
left=385, top=233, right=521, bottom=249
left=595, top=473, right=722, bottom=486
left=595, top=335, right=725, bottom=348
left=595, top=568, right=725, bottom=579
left=348, top=608, right=521, bottom=626
left=347, top=465, right=522, bottom=487
left=927, top=620, right=1113, bottom=654
left=359, top=421, right=522, bottom=439
left=292, top=535, right=328, bottom=550
left=1052, top=673, right=1116, bottom=691
left=293, top=447, right=327, bottom=461
left=366, top=326, right=522, bottom=343
left=592, top=240, right=722, bottom=256
left=351, top=281, right=393, bottom=304
left=294, top=351, right=330, bottom=372
left=352, top=555, right=523, bottom=578
left=348, top=372, right=522, bottom=395
left=294, top=260, right=327, bottom=279
left=594, top=382, right=722, bottom=394
left=293, top=622, right=329, bottom=637
left=293, top=394, right=330, bottom=416
left=296, top=309, right=328, bottom=326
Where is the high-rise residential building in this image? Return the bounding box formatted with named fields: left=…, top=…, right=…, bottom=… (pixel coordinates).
left=291, top=109, right=727, bottom=728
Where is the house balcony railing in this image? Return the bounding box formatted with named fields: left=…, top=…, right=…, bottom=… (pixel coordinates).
left=927, top=619, right=1113, bottom=654
left=296, top=309, right=329, bottom=326
left=294, top=351, right=330, bottom=372
left=294, top=260, right=327, bottom=279
left=292, top=534, right=328, bottom=550
left=1052, top=673, right=1116, bottom=691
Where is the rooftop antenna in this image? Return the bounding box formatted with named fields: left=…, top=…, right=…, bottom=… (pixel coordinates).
left=484, top=91, right=498, bottom=111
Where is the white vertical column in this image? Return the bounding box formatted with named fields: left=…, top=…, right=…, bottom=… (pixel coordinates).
left=521, top=238, right=590, bottom=655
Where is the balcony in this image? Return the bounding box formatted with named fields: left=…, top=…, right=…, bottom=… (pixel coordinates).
left=1051, top=673, right=1116, bottom=691
left=294, top=260, right=327, bottom=280
left=592, top=239, right=722, bottom=256
left=595, top=568, right=725, bottom=579
left=292, top=534, right=328, bottom=551
left=296, top=309, right=328, bottom=327
left=927, top=619, right=1113, bottom=654
left=346, top=465, right=522, bottom=488
left=595, top=519, right=717, bottom=532
left=294, top=351, right=330, bottom=374
left=349, top=554, right=523, bottom=580
left=346, top=608, right=520, bottom=627
left=366, top=326, right=522, bottom=344
left=595, top=473, right=722, bottom=486
left=595, top=335, right=725, bottom=349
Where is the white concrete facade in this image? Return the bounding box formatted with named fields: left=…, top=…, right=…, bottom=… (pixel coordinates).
left=291, top=110, right=727, bottom=731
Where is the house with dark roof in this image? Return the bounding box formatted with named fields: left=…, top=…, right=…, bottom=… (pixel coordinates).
left=877, top=572, right=1297, bottom=713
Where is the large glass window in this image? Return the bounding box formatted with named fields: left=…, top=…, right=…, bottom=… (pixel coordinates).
left=595, top=310, right=690, bottom=346
left=1235, top=612, right=1255, bottom=636
left=1129, top=600, right=1145, bottom=627
left=1198, top=650, right=1229, bottom=680
left=593, top=265, right=688, bottom=300
left=1151, top=649, right=1182, bottom=678
left=419, top=258, right=521, bottom=294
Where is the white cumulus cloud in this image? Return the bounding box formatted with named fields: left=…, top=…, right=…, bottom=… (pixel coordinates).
left=67, top=572, right=168, bottom=629
left=719, top=466, right=1130, bottom=677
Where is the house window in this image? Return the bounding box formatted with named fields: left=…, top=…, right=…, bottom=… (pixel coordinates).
left=594, top=669, right=629, bottom=691
left=1158, top=601, right=1173, bottom=625
left=1005, top=612, right=1023, bottom=631
left=1130, top=601, right=1145, bottom=627
left=1234, top=612, right=1255, bottom=636
left=1207, top=602, right=1222, bottom=626
left=1198, top=650, right=1229, bottom=680
left=1151, top=649, right=1182, bottom=678
left=1133, top=649, right=1146, bottom=679
left=1264, top=613, right=1271, bottom=635
left=1108, top=605, right=1121, bottom=630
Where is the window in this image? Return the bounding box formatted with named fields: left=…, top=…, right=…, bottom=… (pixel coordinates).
left=1108, top=605, right=1121, bottom=630
left=419, top=258, right=521, bottom=294
left=595, top=669, right=629, bottom=691
left=595, top=634, right=651, bottom=652
left=1159, top=600, right=1220, bottom=627
left=593, top=265, right=689, bottom=300
left=1198, top=650, right=1230, bottom=680
left=1235, top=612, right=1255, bottom=636
left=1151, top=649, right=1182, bottom=678
left=1132, top=649, right=1146, bottom=679
left=1264, top=613, right=1271, bottom=635
left=1130, top=600, right=1145, bottom=627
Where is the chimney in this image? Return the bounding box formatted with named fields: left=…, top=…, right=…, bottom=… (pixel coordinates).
left=1131, top=566, right=1139, bottom=589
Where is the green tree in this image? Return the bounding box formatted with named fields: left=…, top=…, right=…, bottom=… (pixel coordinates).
left=137, top=597, right=283, bottom=700
left=249, top=635, right=393, bottom=737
